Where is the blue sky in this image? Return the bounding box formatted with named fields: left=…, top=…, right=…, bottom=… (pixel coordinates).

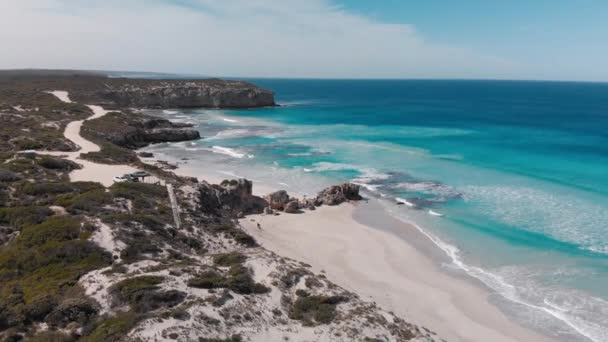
left=343, top=0, right=608, bottom=63
left=0, top=0, right=606, bottom=81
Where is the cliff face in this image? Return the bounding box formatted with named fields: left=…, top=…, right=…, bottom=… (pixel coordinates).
left=100, top=79, right=276, bottom=109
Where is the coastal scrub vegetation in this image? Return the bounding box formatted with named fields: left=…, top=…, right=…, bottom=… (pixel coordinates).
left=289, top=293, right=347, bottom=326
left=80, top=142, right=139, bottom=165
left=109, top=276, right=186, bottom=313
left=188, top=264, right=270, bottom=295
left=80, top=311, right=142, bottom=342
left=0, top=216, right=111, bottom=333
left=213, top=252, right=247, bottom=267
left=0, top=81, right=91, bottom=153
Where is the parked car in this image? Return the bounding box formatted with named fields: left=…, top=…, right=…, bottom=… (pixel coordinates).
left=113, top=174, right=139, bottom=183
left=113, top=175, right=131, bottom=183
left=130, top=171, right=151, bottom=178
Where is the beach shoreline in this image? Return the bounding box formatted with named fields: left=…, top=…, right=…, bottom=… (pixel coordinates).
left=143, top=154, right=555, bottom=342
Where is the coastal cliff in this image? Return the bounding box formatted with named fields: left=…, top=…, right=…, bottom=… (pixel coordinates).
left=100, top=79, right=276, bottom=109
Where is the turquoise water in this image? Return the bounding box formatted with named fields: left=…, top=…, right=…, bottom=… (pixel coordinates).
left=146, top=80, right=608, bottom=341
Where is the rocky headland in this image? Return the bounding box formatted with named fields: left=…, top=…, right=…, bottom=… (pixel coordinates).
left=100, top=79, right=276, bottom=109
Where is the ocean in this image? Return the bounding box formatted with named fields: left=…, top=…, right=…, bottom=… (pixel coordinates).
left=142, top=79, right=608, bottom=342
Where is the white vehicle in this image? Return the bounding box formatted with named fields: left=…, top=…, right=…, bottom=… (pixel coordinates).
left=113, top=175, right=132, bottom=183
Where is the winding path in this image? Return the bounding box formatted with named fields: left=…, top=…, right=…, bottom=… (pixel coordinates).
left=43, top=91, right=138, bottom=186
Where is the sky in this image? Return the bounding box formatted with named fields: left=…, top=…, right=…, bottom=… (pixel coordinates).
left=0, top=0, right=607, bottom=81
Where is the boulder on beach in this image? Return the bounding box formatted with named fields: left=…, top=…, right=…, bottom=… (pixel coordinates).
left=265, top=190, right=291, bottom=211
left=316, top=183, right=362, bottom=206
left=197, top=179, right=267, bottom=216
left=284, top=200, right=301, bottom=214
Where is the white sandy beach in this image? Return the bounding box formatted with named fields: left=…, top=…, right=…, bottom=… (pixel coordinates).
left=239, top=202, right=554, bottom=342
left=162, top=159, right=554, bottom=342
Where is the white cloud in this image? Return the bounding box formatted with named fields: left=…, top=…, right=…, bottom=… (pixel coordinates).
left=0, top=0, right=519, bottom=78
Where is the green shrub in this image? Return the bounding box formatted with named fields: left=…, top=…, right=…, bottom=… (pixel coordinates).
left=109, top=276, right=164, bottom=304
left=17, top=216, right=81, bottom=248
left=224, top=264, right=270, bottom=295
left=118, top=240, right=162, bottom=263
left=187, top=270, right=225, bottom=289
left=208, top=225, right=257, bottom=247
left=110, top=182, right=167, bottom=199
left=108, top=276, right=185, bottom=312
left=0, top=169, right=22, bottom=182
left=56, top=189, right=112, bottom=214
left=28, top=331, right=74, bottom=342
left=14, top=138, right=43, bottom=150
left=289, top=295, right=347, bottom=326
left=20, top=182, right=75, bottom=196
left=0, top=206, right=53, bottom=230
left=187, top=265, right=269, bottom=295
left=103, top=213, right=166, bottom=231
left=0, top=216, right=110, bottom=306
left=213, top=252, right=247, bottom=267
left=36, top=156, right=79, bottom=171
left=81, top=143, right=137, bottom=165
left=81, top=311, right=141, bottom=342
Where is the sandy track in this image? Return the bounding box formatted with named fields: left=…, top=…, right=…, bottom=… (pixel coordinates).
left=41, top=91, right=138, bottom=186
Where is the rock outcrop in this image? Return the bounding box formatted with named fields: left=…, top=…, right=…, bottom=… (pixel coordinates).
left=197, top=179, right=267, bottom=216
left=141, top=128, right=200, bottom=144
left=315, top=183, right=362, bottom=206
left=265, top=190, right=291, bottom=211
left=284, top=200, right=301, bottom=214
left=262, top=183, right=363, bottom=214
left=100, top=79, right=276, bottom=109
left=83, top=112, right=201, bottom=149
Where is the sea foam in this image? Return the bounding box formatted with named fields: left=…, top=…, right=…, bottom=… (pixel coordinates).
left=211, top=146, right=254, bottom=159
left=385, top=204, right=608, bottom=342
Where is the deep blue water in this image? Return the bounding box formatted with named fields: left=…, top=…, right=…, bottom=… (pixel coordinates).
left=145, top=80, right=608, bottom=341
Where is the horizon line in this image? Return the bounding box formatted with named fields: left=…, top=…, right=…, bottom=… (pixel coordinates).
left=2, top=68, right=608, bottom=85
